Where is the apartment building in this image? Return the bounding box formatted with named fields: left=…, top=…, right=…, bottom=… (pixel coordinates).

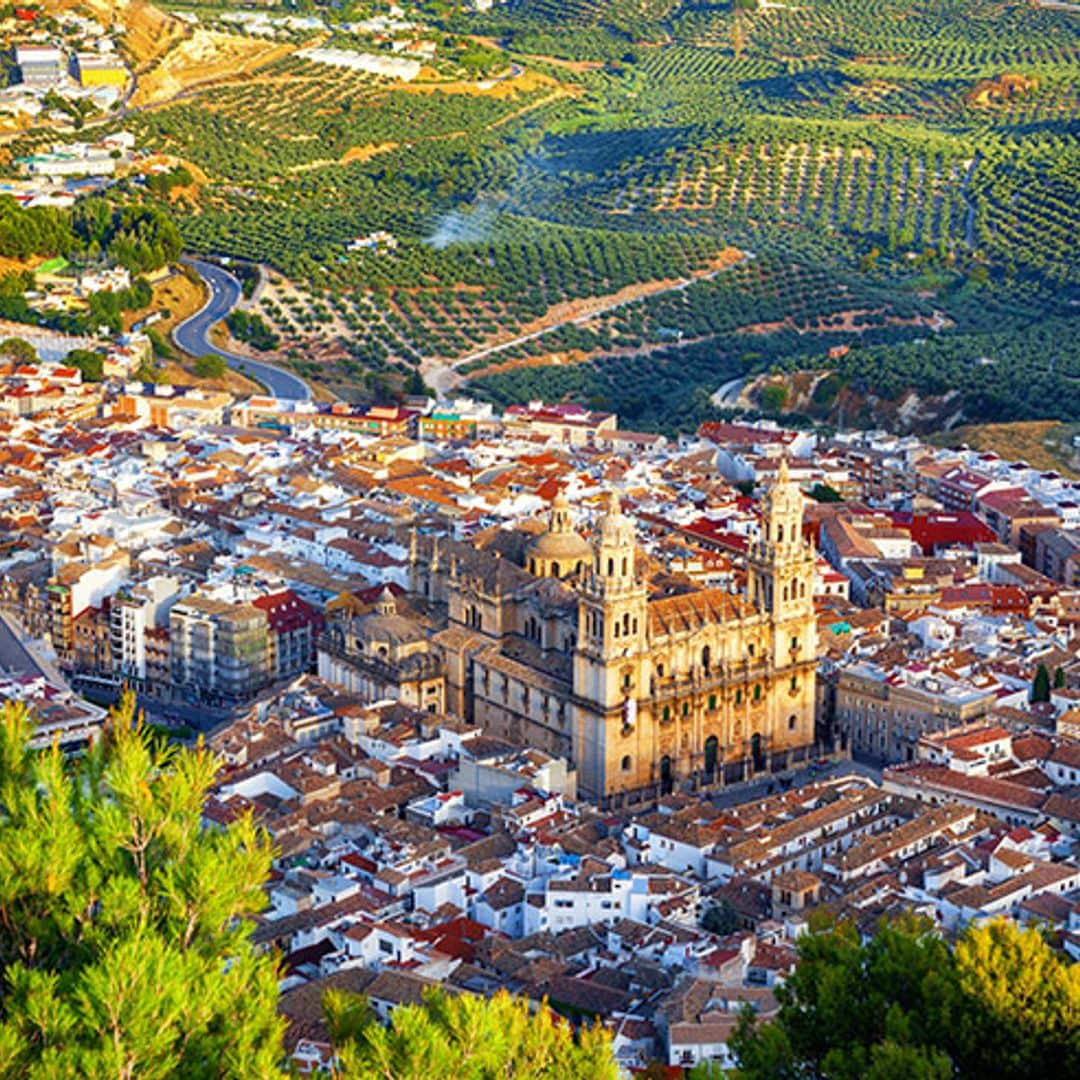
left=169, top=592, right=269, bottom=700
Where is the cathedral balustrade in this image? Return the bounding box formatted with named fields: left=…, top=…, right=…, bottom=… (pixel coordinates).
left=647, top=656, right=774, bottom=701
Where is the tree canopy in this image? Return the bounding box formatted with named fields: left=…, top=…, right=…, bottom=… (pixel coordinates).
left=325, top=986, right=618, bottom=1080
left=730, top=915, right=1080, bottom=1080
left=0, top=337, right=38, bottom=364
left=65, top=348, right=104, bottom=382
left=0, top=694, right=283, bottom=1078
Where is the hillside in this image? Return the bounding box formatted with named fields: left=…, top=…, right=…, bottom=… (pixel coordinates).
left=9, top=0, right=1075, bottom=423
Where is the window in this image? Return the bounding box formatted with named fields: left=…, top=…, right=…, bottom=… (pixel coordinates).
left=790, top=675, right=798, bottom=692
left=748, top=644, right=755, bottom=657
left=682, top=701, right=689, bottom=717
left=708, top=694, right=716, bottom=711
left=789, top=714, right=797, bottom=731
left=735, top=689, right=742, bottom=705
left=791, top=636, right=799, bottom=651
left=622, top=754, right=632, bottom=772
left=662, top=705, right=671, bottom=723
left=753, top=684, right=762, bottom=702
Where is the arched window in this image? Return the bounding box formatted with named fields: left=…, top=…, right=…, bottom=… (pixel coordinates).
left=659, top=755, right=673, bottom=795
left=777, top=523, right=784, bottom=543
left=621, top=557, right=628, bottom=576
left=701, top=645, right=711, bottom=674
left=788, top=714, right=797, bottom=731
left=754, top=684, right=762, bottom=701
left=662, top=705, right=670, bottom=723
left=623, top=612, right=630, bottom=635
left=551, top=562, right=559, bottom=577
left=782, top=584, right=789, bottom=602
left=708, top=693, right=717, bottom=710
left=607, top=558, right=614, bottom=576
left=621, top=754, right=632, bottom=772
left=790, top=675, right=798, bottom=692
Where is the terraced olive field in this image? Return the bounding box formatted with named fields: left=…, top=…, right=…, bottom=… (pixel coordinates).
left=137, top=0, right=1077, bottom=429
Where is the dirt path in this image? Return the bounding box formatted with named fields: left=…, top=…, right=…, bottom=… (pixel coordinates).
left=423, top=248, right=748, bottom=396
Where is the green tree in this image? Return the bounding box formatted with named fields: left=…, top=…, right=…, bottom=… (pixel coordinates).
left=0, top=694, right=282, bottom=1077
left=1054, top=667, right=1066, bottom=690
left=702, top=898, right=742, bottom=936
left=687, top=1060, right=727, bottom=1079
left=1031, top=663, right=1051, bottom=703
left=731, top=916, right=1080, bottom=1080
left=953, top=919, right=1080, bottom=1078
left=327, top=987, right=618, bottom=1080
left=66, top=348, right=104, bottom=382
left=760, top=383, right=788, bottom=412
left=810, top=483, right=843, bottom=503
left=194, top=353, right=227, bottom=379
left=0, top=337, right=37, bottom=364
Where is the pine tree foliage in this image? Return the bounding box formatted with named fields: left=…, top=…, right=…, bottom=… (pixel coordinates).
left=325, top=986, right=619, bottom=1080
left=0, top=694, right=283, bottom=1079
left=731, top=915, right=1080, bottom=1079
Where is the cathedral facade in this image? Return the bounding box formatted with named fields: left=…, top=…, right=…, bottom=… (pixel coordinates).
left=322, top=467, right=818, bottom=807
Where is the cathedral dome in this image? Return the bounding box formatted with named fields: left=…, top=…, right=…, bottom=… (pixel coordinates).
left=354, top=588, right=423, bottom=647
left=526, top=491, right=590, bottom=577
left=526, top=529, right=592, bottom=562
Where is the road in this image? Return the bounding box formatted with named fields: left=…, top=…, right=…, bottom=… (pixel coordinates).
left=711, top=374, right=748, bottom=408
left=174, top=258, right=311, bottom=401
left=0, top=611, right=67, bottom=686
left=711, top=758, right=881, bottom=810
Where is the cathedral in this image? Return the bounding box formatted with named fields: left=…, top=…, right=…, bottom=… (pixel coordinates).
left=319, top=462, right=818, bottom=807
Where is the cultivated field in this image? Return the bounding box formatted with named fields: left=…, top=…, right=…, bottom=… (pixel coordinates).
left=109, top=0, right=1078, bottom=427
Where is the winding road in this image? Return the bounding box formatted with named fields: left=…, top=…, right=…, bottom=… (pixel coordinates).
left=711, top=374, right=748, bottom=408
left=174, top=258, right=311, bottom=401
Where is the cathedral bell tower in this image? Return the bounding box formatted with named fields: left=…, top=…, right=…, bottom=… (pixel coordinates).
left=748, top=456, right=815, bottom=663
left=573, top=491, right=648, bottom=710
